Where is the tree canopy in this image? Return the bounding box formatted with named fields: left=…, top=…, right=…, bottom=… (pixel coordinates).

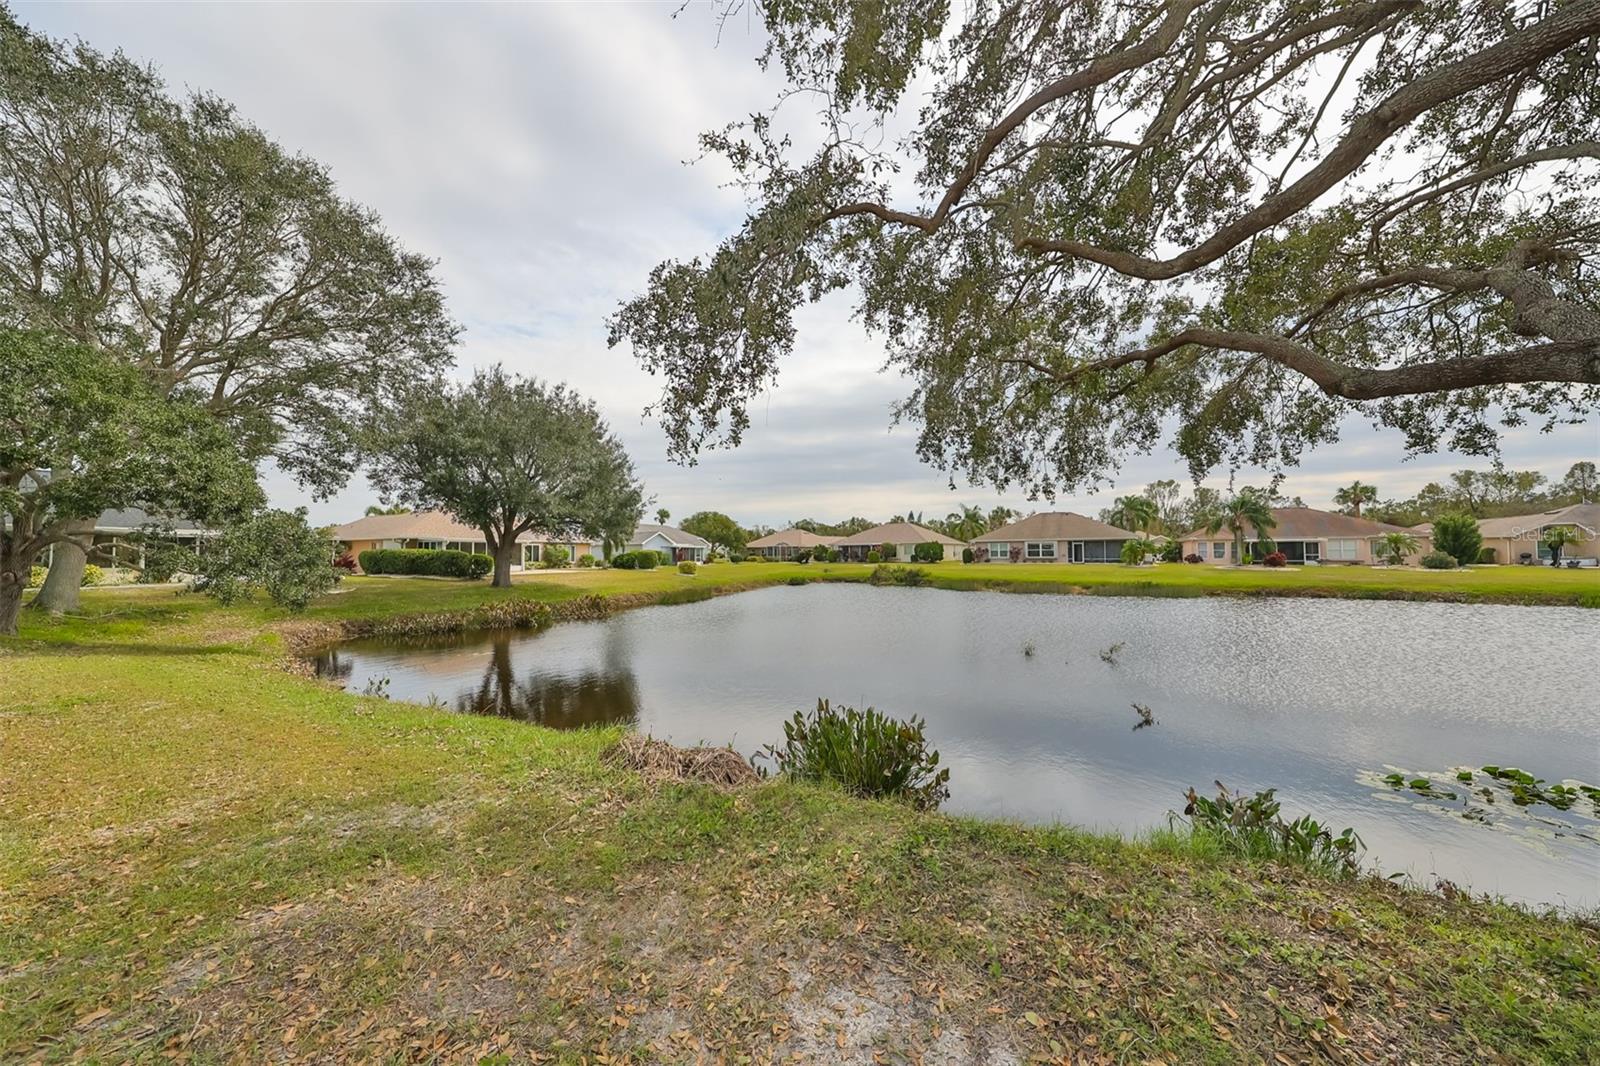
left=612, top=2, right=1600, bottom=497
left=367, top=367, right=645, bottom=587
left=0, top=12, right=457, bottom=495
left=678, top=510, right=749, bottom=553
left=0, top=328, right=260, bottom=634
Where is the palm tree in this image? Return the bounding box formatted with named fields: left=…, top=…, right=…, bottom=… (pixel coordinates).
left=1332, top=481, right=1378, bottom=517
left=655, top=507, right=670, bottom=525
left=1205, top=490, right=1277, bottom=565
left=944, top=504, right=988, bottom=542
left=1109, top=495, right=1157, bottom=533
left=1376, top=531, right=1419, bottom=566
left=987, top=506, right=1019, bottom=529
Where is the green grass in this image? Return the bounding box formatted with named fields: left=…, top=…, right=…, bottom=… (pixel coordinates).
left=2, top=569, right=1597, bottom=1062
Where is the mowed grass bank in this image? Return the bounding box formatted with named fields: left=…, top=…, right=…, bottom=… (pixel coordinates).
left=3, top=571, right=1598, bottom=1063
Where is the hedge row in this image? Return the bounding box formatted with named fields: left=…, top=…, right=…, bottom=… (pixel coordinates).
left=357, top=547, right=492, bottom=579
left=610, top=550, right=669, bottom=570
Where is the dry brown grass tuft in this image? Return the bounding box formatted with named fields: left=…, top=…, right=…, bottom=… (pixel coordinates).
left=603, top=733, right=761, bottom=789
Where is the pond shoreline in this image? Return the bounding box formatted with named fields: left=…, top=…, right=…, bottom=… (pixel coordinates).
left=283, top=564, right=1597, bottom=656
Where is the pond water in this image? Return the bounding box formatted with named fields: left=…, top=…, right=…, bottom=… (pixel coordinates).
left=315, top=585, right=1600, bottom=909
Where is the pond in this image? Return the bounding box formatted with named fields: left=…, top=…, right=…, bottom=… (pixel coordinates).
left=315, top=584, right=1600, bottom=910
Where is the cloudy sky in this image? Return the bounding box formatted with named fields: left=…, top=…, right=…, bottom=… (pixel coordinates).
left=19, top=3, right=1596, bottom=527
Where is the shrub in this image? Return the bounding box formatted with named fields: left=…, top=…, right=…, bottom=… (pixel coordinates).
left=28, top=565, right=46, bottom=588
left=539, top=545, right=570, bottom=569
left=878, top=541, right=897, bottom=561
left=677, top=560, right=698, bottom=574
left=80, top=564, right=104, bottom=587
left=577, top=553, right=596, bottom=567
left=728, top=550, right=746, bottom=563
left=1431, top=513, right=1482, bottom=569
left=1179, top=783, right=1363, bottom=878
left=635, top=550, right=658, bottom=570
left=610, top=551, right=636, bottom=569
left=961, top=547, right=975, bottom=564
left=655, top=551, right=673, bottom=568
left=795, top=548, right=813, bottom=564
left=190, top=509, right=340, bottom=610
left=756, top=698, right=950, bottom=810
left=332, top=552, right=359, bottom=573
left=1476, top=546, right=1496, bottom=564
left=1262, top=551, right=1287, bottom=567
left=356, top=547, right=491, bottom=579
left=911, top=541, right=945, bottom=563
left=1183, top=553, right=1204, bottom=564
left=1421, top=550, right=1457, bottom=569
left=1159, top=540, right=1184, bottom=563
left=866, top=549, right=882, bottom=564
left=1120, top=539, right=1149, bottom=565
left=867, top=564, right=929, bottom=587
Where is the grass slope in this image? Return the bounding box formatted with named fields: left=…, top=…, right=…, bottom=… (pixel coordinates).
left=2, top=571, right=1597, bottom=1063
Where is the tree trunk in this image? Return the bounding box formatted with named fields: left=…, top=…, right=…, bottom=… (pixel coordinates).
left=31, top=519, right=94, bottom=615
left=492, top=541, right=517, bottom=588
left=0, top=569, right=23, bottom=637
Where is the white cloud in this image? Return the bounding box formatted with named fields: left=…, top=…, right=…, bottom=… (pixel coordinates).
left=19, top=2, right=1597, bottom=527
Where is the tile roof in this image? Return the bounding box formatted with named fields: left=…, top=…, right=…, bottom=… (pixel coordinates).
left=976, top=512, right=1139, bottom=541
left=332, top=510, right=544, bottom=543
left=629, top=523, right=712, bottom=549
left=835, top=521, right=967, bottom=547
left=746, top=528, right=844, bottom=548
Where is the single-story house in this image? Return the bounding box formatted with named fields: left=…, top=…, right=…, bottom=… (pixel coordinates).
left=746, top=528, right=842, bottom=561
left=610, top=523, right=710, bottom=564
left=1178, top=506, right=1428, bottom=565
left=833, top=522, right=966, bottom=562
left=333, top=511, right=592, bottom=572
left=80, top=507, right=221, bottom=569
left=1411, top=503, right=1599, bottom=566
left=972, top=512, right=1141, bottom=563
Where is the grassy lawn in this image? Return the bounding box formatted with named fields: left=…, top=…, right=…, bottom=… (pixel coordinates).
left=3, top=571, right=1598, bottom=1063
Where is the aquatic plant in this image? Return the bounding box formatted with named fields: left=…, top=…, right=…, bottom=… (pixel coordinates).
left=1099, top=641, right=1125, bottom=664
left=1179, top=782, right=1364, bottom=878
left=868, top=564, right=930, bottom=587
left=756, top=698, right=950, bottom=810
left=1131, top=703, right=1156, bottom=731
left=1021, top=640, right=1036, bottom=658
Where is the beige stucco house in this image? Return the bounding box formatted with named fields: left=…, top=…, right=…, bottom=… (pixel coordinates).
left=746, top=528, right=842, bottom=560
left=972, top=512, right=1141, bottom=563
left=834, top=522, right=966, bottom=562
left=1178, top=506, right=1428, bottom=565
left=1411, top=502, right=1599, bottom=566
left=332, top=511, right=592, bottom=572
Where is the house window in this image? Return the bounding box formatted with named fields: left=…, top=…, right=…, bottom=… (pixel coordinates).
left=1025, top=541, right=1055, bottom=560
left=1212, top=541, right=1226, bottom=559
left=1326, top=538, right=1358, bottom=561
left=524, top=543, right=541, bottom=565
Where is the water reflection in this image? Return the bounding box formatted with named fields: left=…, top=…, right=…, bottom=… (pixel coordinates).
left=318, top=632, right=639, bottom=728
left=313, top=584, right=1600, bottom=909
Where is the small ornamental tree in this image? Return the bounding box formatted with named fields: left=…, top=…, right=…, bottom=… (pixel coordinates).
left=1541, top=526, right=1581, bottom=567
left=190, top=509, right=341, bottom=610
left=368, top=367, right=645, bottom=588
left=1430, top=513, right=1483, bottom=567
left=0, top=330, right=260, bottom=635
left=1203, top=490, right=1277, bottom=568
left=1377, top=532, right=1420, bottom=567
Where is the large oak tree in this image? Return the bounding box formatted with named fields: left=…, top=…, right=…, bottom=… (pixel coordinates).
left=611, top=1, right=1600, bottom=497
left=0, top=12, right=457, bottom=609
left=367, top=367, right=646, bottom=588
left=0, top=329, right=261, bottom=635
